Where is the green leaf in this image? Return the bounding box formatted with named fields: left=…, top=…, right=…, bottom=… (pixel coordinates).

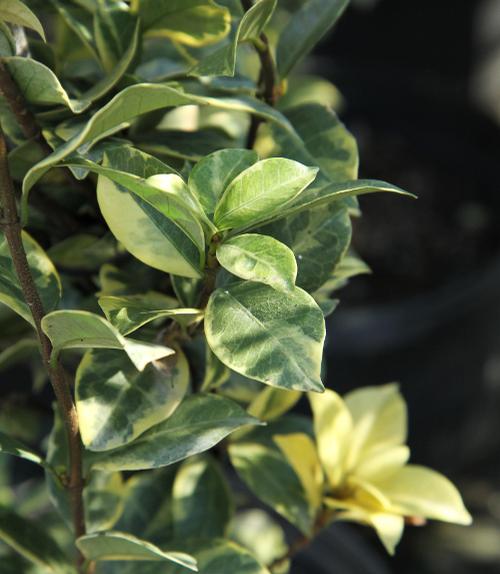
left=3, top=22, right=138, bottom=113
left=51, top=0, right=99, bottom=61
left=22, top=84, right=295, bottom=212
left=283, top=104, right=358, bottom=183
left=137, top=0, right=231, bottom=47
left=172, top=455, right=233, bottom=539
left=0, top=430, right=45, bottom=467
left=314, top=251, right=371, bottom=298
left=229, top=510, right=288, bottom=570
left=90, top=394, right=260, bottom=471
left=76, top=346, right=190, bottom=451
left=76, top=531, right=197, bottom=570
left=48, top=234, right=118, bottom=271
left=0, top=0, right=46, bottom=40
left=277, top=0, right=349, bottom=78
left=0, top=22, right=14, bottom=56
left=98, top=539, right=271, bottom=574
left=99, top=293, right=201, bottom=335
left=214, top=158, right=318, bottom=230
left=258, top=103, right=359, bottom=213
left=114, top=467, right=177, bottom=543
left=0, top=338, right=39, bottom=373
left=0, top=230, right=61, bottom=326
left=286, top=178, right=414, bottom=215
left=41, top=310, right=174, bottom=371
left=94, top=5, right=138, bottom=72
left=258, top=203, right=352, bottom=291
left=85, top=471, right=126, bottom=533
left=217, top=234, right=297, bottom=292
left=205, top=282, right=325, bottom=392
left=247, top=387, right=301, bottom=422
left=277, top=75, right=342, bottom=111
left=190, top=0, right=277, bottom=77
left=229, top=442, right=315, bottom=535
left=0, top=508, right=72, bottom=574
left=175, top=540, right=271, bottom=574
left=201, top=345, right=230, bottom=392
left=188, top=149, right=258, bottom=219
left=71, top=147, right=206, bottom=278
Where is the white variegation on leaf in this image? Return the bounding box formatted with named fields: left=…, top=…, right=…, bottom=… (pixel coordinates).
left=216, top=234, right=297, bottom=293
left=76, top=346, right=190, bottom=451
left=214, top=158, right=318, bottom=230
left=76, top=531, right=197, bottom=570
left=205, top=282, right=325, bottom=392
left=99, top=293, right=202, bottom=336
left=41, top=310, right=173, bottom=372
left=90, top=394, right=261, bottom=471
left=188, top=148, right=258, bottom=219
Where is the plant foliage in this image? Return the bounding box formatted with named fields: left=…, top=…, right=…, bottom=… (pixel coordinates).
left=0, top=1, right=469, bottom=573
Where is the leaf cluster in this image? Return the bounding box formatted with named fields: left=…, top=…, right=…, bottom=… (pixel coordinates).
left=0, top=2, right=466, bottom=574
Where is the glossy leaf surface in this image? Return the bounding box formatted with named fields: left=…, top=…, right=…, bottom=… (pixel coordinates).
left=91, top=394, right=260, bottom=471
left=41, top=310, right=173, bottom=371
left=216, top=234, right=297, bottom=292
left=205, top=282, right=325, bottom=392
left=76, top=347, right=189, bottom=451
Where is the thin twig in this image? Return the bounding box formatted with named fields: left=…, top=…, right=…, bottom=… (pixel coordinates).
left=269, top=511, right=333, bottom=572
left=0, top=129, right=86, bottom=569
left=0, top=59, right=52, bottom=153
left=242, top=0, right=278, bottom=148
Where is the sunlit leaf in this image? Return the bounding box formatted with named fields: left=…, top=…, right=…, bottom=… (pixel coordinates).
left=216, top=234, right=297, bottom=292
left=76, top=346, right=189, bottom=451
left=214, top=158, right=318, bottom=230
left=91, top=394, right=260, bottom=471
left=41, top=310, right=174, bottom=371
left=77, top=531, right=197, bottom=570
left=99, top=293, right=202, bottom=336
left=205, top=282, right=325, bottom=392
left=0, top=0, right=46, bottom=40
left=136, top=0, right=231, bottom=47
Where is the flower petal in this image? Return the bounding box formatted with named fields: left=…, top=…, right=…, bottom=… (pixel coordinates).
left=309, top=390, right=352, bottom=488
left=344, top=384, right=407, bottom=470
left=274, top=433, right=324, bottom=512
left=376, top=464, right=472, bottom=525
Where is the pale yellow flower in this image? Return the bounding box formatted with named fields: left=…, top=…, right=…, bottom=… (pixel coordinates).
left=275, top=384, right=472, bottom=554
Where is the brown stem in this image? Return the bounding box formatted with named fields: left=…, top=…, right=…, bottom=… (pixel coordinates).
left=0, top=57, right=98, bottom=213
left=0, top=59, right=52, bottom=154
left=242, top=0, right=278, bottom=148
left=0, top=130, right=86, bottom=569
left=269, top=511, right=333, bottom=572
left=198, top=235, right=220, bottom=309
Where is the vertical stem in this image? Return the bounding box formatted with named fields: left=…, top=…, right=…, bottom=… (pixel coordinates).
left=0, top=59, right=52, bottom=153
left=0, top=131, right=86, bottom=569
left=242, top=0, right=278, bottom=148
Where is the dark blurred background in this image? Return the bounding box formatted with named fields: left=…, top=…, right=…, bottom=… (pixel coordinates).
left=306, top=0, right=500, bottom=572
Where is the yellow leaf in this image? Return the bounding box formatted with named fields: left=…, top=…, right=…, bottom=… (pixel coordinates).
left=248, top=387, right=301, bottom=421
left=343, top=384, right=407, bottom=471
left=375, top=465, right=472, bottom=525
left=274, top=433, right=324, bottom=511
left=328, top=503, right=404, bottom=555
left=309, top=389, right=352, bottom=488
left=353, top=445, right=410, bottom=482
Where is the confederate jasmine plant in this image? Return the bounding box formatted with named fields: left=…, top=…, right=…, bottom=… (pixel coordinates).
left=0, top=1, right=471, bottom=573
